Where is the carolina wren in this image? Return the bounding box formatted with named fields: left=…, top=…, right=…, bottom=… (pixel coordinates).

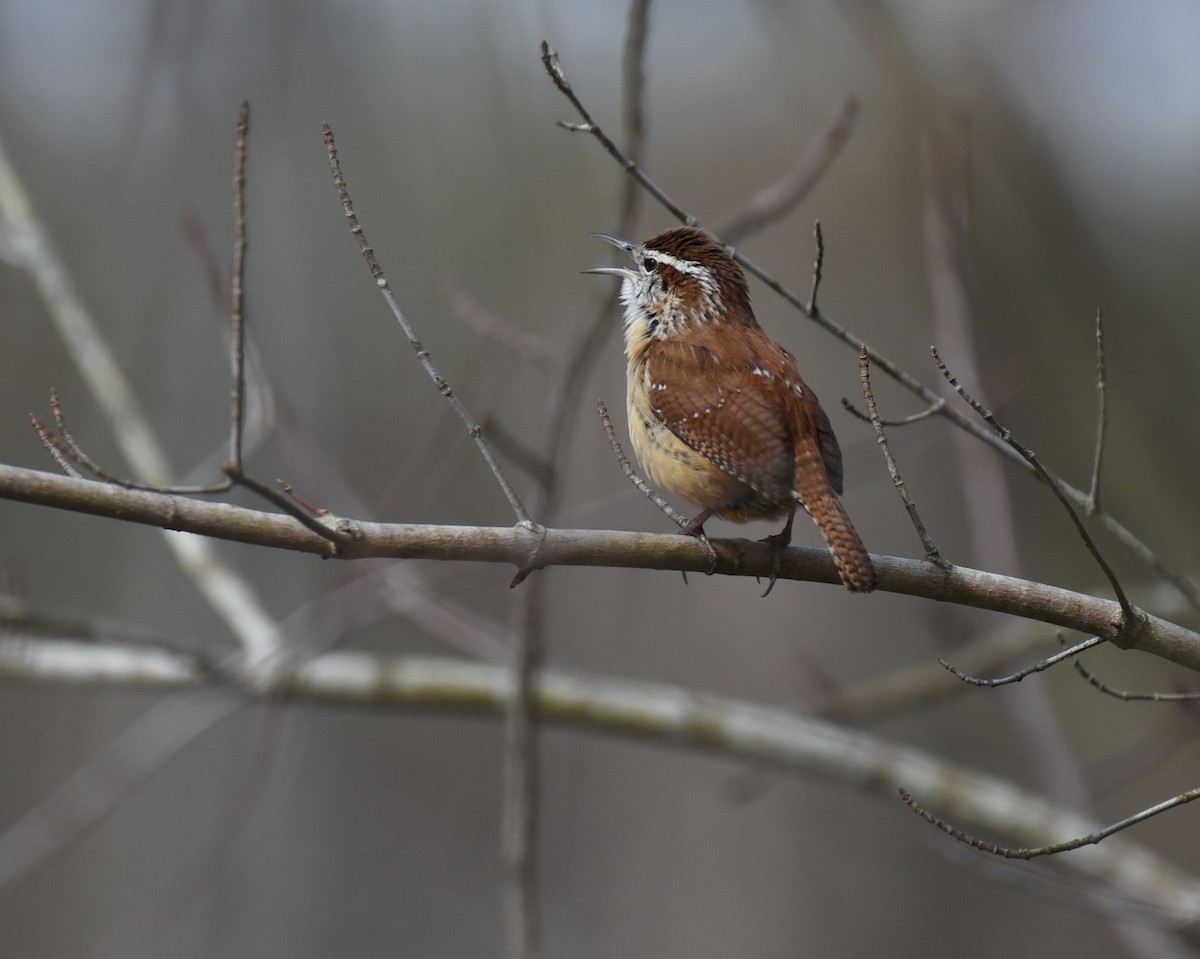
left=588, top=226, right=876, bottom=592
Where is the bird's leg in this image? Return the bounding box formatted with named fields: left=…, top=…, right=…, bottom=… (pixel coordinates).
left=680, top=507, right=719, bottom=575
left=759, top=505, right=797, bottom=596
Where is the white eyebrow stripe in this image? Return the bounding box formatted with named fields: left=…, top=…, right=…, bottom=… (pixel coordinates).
left=643, top=250, right=708, bottom=277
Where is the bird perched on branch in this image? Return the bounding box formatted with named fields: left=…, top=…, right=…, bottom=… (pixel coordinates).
left=588, top=226, right=876, bottom=593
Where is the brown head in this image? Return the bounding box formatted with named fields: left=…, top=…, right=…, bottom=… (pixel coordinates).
left=588, top=227, right=755, bottom=348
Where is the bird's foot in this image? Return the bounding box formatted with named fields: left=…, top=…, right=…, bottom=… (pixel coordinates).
left=758, top=523, right=793, bottom=597
left=680, top=517, right=719, bottom=577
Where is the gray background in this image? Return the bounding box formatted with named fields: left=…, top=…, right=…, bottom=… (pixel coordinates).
left=1, top=0, right=1198, bottom=956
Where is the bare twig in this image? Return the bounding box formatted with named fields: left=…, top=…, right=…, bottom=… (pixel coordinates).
left=1073, top=657, right=1200, bottom=702
left=816, top=620, right=1057, bottom=722
left=899, top=783, right=1200, bottom=860
left=230, top=100, right=249, bottom=469
left=857, top=346, right=943, bottom=563
left=478, top=417, right=556, bottom=488
left=842, top=395, right=945, bottom=427
left=543, top=41, right=690, bottom=227
left=533, top=26, right=656, bottom=506
left=29, top=413, right=82, bottom=478
left=222, top=466, right=351, bottom=546
left=714, top=97, right=860, bottom=244
left=598, top=401, right=688, bottom=529
left=1088, top=309, right=1108, bottom=514
left=179, top=204, right=279, bottom=471
left=598, top=399, right=716, bottom=579
left=939, top=635, right=1105, bottom=687
left=934, top=347, right=1136, bottom=623
left=321, top=122, right=535, bottom=530
left=808, top=221, right=825, bottom=315
left=35, top=390, right=348, bottom=548
left=33, top=389, right=230, bottom=494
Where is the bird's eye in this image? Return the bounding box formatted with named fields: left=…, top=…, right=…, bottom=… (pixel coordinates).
left=642, top=257, right=658, bottom=272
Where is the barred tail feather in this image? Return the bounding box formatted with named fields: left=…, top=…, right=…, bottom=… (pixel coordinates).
left=808, top=493, right=877, bottom=592
left=795, top=443, right=876, bottom=592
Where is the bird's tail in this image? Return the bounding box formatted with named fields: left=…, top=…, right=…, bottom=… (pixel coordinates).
left=796, top=447, right=877, bottom=592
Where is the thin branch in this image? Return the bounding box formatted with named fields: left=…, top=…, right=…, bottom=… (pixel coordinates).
left=179, top=204, right=279, bottom=472
left=32, top=390, right=230, bottom=494
left=542, top=42, right=690, bottom=227
left=808, top=221, right=825, bottom=315
left=899, top=784, right=1200, bottom=861
left=533, top=22, right=655, bottom=520
left=816, top=620, right=1057, bottom=723
left=598, top=399, right=716, bottom=578
left=1073, top=657, right=1200, bottom=702
left=321, top=122, right=535, bottom=530
left=540, top=41, right=1200, bottom=616
left=934, top=347, right=1136, bottom=624
left=940, top=635, right=1105, bottom=687
left=1088, top=308, right=1108, bottom=514
left=713, top=97, right=860, bottom=244
left=42, top=379, right=342, bottom=553
left=34, top=357, right=343, bottom=552
left=597, top=400, right=688, bottom=529
left=857, top=346, right=943, bottom=563
left=229, top=100, right=249, bottom=469
left=478, top=417, right=556, bottom=489
left=220, top=465, right=352, bottom=547
left=842, top=395, right=945, bottom=427
left=29, top=413, right=82, bottom=478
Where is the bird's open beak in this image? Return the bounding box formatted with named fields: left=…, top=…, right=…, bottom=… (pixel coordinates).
left=591, top=232, right=636, bottom=256
left=583, top=232, right=638, bottom=280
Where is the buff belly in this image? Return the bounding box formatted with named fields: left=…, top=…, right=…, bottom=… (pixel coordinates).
left=626, top=380, right=793, bottom=523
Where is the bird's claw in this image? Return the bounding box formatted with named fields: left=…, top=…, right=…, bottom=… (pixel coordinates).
left=758, top=529, right=791, bottom=597
left=679, top=520, right=719, bottom=576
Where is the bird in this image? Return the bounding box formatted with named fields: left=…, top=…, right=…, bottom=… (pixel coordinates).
left=587, top=226, right=876, bottom=593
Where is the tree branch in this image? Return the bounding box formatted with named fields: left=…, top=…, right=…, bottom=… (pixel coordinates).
left=3, top=638, right=1199, bottom=933
left=2, top=463, right=1198, bottom=671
